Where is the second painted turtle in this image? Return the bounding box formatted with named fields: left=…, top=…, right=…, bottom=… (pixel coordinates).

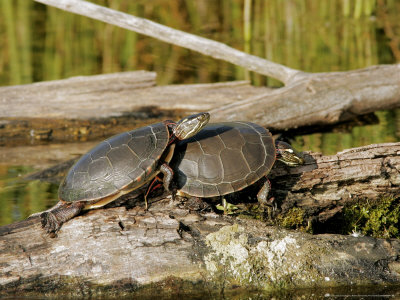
left=170, top=121, right=304, bottom=205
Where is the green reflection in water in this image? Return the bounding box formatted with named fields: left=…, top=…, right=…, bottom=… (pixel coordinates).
left=293, top=109, right=400, bottom=155
left=0, top=166, right=58, bottom=226
left=1, top=0, right=399, bottom=85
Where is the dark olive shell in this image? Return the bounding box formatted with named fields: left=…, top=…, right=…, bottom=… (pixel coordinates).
left=171, top=122, right=275, bottom=197
left=59, top=122, right=169, bottom=202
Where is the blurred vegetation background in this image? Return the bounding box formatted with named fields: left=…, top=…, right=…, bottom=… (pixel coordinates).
left=0, top=0, right=399, bottom=225
left=1, top=0, right=399, bottom=86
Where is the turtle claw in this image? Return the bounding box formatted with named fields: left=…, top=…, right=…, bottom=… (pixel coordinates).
left=39, top=201, right=84, bottom=235
left=265, top=197, right=277, bottom=211
left=40, top=212, right=62, bottom=234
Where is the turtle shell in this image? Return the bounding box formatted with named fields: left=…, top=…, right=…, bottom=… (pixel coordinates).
left=59, top=122, right=169, bottom=203
left=171, top=122, right=275, bottom=197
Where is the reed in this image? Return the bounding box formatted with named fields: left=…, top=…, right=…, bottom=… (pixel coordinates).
left=243, top=0, right=251, bottom=81
left=2, top=0, right=21, bottom=84
left=17, top=0, right=33, bottom=83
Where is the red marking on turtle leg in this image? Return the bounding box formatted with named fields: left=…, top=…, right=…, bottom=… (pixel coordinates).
left=144, top=176, right=163, bottom=210
left=167, top=135, right=177, bottom=145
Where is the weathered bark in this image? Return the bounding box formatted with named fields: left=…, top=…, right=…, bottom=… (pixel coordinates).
left=1, top=199, right=400, bottom=297
left=0, top=73, right=267, bottom=144
left=271, top=142, right=400, bottom=223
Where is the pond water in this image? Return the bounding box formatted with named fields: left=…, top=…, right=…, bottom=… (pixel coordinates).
left=2, top=284, right=400, bottom=299
left=0, top=1, right=399, bottom=297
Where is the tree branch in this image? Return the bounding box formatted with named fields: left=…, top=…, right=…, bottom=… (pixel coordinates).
left=33, top=0, right=300, bottom=85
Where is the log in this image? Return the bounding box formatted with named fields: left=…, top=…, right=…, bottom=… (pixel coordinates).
left=270, top=142, right=400, bottom=225
left=26, top=142, right=400, bottom=227
left=1, top=200, right=400, bottom=297
left=0, top=73, right=267, bottom=145
left=1, top=68, right=398, bottom=146
left=1, top=143, right=399, bottom=296
left=211, top=64, right=400, bottom=130
left=0, top=72, right=266, bottom=120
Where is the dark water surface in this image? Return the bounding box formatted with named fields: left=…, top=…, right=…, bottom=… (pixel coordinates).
left=3, top=285, right=400, bottom=299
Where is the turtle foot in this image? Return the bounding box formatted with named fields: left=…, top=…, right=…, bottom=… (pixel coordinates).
left=263, top=196, right=277, bottom=211
left=40, top=202, right=84, bottom=235
left=40, top=211, right=62, bottom=234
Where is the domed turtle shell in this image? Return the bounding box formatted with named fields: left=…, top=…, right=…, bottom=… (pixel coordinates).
left=171, top=121, right=276, bottom=197
left=59, top=122, right=169, bottom=204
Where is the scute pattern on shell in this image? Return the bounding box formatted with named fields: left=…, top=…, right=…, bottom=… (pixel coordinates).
left=172, top=122, right=275, bottom=197
left=59, top=122, right=169, bottom=202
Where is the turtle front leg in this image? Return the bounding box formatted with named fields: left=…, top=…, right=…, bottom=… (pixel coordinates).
left=41, top=201, right=85, bottom=234
left=257, top=179, right=277, bottom=210
left=159, top=163, right=174, bottom=191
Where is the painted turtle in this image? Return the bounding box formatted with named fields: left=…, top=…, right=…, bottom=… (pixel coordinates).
left=38, top=112, right=210, bottom=233
left=170, top=121, right=304, bottom=205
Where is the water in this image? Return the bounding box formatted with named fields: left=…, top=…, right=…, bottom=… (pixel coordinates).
left=2, top=285, right=400, bottom=299
left=0, top=165, right=58, bottom=226
left=293, top=110, right=400, bottom=155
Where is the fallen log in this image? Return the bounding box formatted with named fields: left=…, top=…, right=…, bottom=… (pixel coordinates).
left=1, top=142, right=399, bottom=296
left=1, top=67, right=398, bottom=146
left=0, top=72, right=266, bottom=120
left=0, top=72, right=267, bottom=145
left=211, top=64, right=400, bottom=130
left=1, top=199, right=399, bottom=298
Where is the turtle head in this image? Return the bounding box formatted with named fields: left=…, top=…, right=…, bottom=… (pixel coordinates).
left=173, top=112, right=210, bottom=140
left=275, top=141, right=305, bottom=166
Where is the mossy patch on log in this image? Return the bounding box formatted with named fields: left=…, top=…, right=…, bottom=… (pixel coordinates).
left=342, top=195, right=400, bottom=239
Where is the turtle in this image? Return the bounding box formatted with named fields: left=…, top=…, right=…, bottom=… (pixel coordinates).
left=36, top=112, right=210, bottom=234
left=169, top=121, right=304, bottom=206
